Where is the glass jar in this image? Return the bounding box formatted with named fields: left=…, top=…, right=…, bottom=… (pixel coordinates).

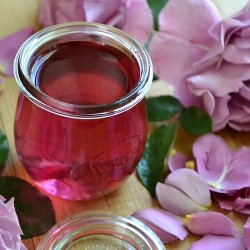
left=37, top=213, right=165, bottom=250
left=14, top=22, right=152, bottom=200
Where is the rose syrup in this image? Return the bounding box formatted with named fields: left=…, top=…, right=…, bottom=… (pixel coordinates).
left=14, top=41, right=148, bottom=200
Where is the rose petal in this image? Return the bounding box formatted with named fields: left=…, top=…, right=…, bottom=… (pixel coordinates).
left=159, top=0, right=220, bottom=46
left=122, top=0, right=153, bottom=44
left=190, top=235, right=245, bottom=250
left=229, top=121, right=250, bottom=131
left=213, top=192, right=236, bottom=211
left=0, top=197, right=26, bottom=250
left=231, top=93, right=250, bottom=115
left=168, top=152, right=190, bottom=172
left=234, top=37, right=250, bottom=49
left=194, top=134, right=250, bottom=192
left=223, top=147, right=250, bottom=190
left=202, top=91, right=215, bottom=116
left=164, top=169, right=211, bottom=207
left=0, top=231, right=14, bottom=249
left=187, top=65, right=243, bottom=97
left=229, top=104, right=250, bottom=124
left=39, top=0, right=85, bottom=27
left=214, top=189, right=250, bottom=215
left=213, top=63, right=250, bottom=81
left=174, top=77, right=203, bottom=108
left=0, top=27, right=34, bottom=77
left=149, top=33, right=205, bottom=84
left=84, top=0, right=121, bottom=24
left=243, top=216, right=250, bottom=249
left=184, top=211, right=238, bottom=236
left=224, top=44, right=250, bottom=64
left=210, top=95, right=231, bottom=131
left=156, top=182, right=207, bottom=216
left=234, top=1, right=250, bottom=22
left=0, top=217, right=23, bottom=235
left=193, top=134, right=233, bottom=191
left=241, top=26, right=250, bottom=37
left=132, top=208, right=188, bottom=243
left=239, top=84, right=250, bottom=100
left=5, top=198, right=22, bottom=233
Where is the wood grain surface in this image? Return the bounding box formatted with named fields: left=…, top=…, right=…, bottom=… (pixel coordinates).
left=0, top=1, right=249, bottom=249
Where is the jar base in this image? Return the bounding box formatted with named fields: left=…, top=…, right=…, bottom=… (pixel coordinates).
left=33, top=178, right=125, bottom=201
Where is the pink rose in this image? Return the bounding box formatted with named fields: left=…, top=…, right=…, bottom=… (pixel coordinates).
left=150, top=0, right=250, bottom=131
left=0, top=196, right=26, bottom=250
left=39, top=0, right=153, bottom=44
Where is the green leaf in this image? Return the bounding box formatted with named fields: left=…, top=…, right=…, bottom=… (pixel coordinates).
left=179, top=106, right=212, bottom=135
left=147, top=0, right=169, bottom=30
left=146, top=96, right=182, bottom=121
left=137, top=124, right=176, bottom=196
left=0, top=131, right=9, bottom=172
left=0, top=176, right=56, bottom=239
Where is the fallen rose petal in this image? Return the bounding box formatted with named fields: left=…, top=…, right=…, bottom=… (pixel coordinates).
left=190, top=235, right=245, bottom=250
left=193, top=134, right=233, bottom=191
left=214, top=189, right=250, bottom=215
left=165, top=169, right=211, bottom=208
left=243, top=216, right=250, bottom=249
left=168, top=152, right=190, bottom=172
left=132, top=208, right=188, bottom=244
left=156, top=183, right=207, bottom=216
left=0, top=27, right=34, bottom=77
left=158, top=0, right=220, bottom=46
left=184, top=211, right=238, bottom=236
left=194, top=134, right=250, bottom=192
left=0, top=196, right=26, bottom=250
left=222, top=147, right=250, bottom=190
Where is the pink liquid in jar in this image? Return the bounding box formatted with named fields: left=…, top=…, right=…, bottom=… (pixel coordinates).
left=14, top=23, right=152, bottom=200
left=14, top=32, right=150, bottom=200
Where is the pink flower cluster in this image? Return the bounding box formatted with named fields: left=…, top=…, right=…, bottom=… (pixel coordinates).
left=150, top=0, right=250, bottom=131
left=169, top=134, right=250, bottom=214
left=133, top=134, right=250, bottom=249
left=0, top=196, right=26, bottom=250
left=39, top=0, right=153, bottom=45
left=0, top=0, right=153, bottom=82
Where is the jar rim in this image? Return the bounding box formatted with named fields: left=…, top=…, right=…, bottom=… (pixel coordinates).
left=36, top=212, right=165, bottom=250
left=14, top=22, right=153, bottom=119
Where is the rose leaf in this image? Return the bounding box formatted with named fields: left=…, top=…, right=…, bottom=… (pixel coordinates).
left=137, top=124, right=176, bottom=196
left=179, top=106, right=212, bottom=135
left=0, top=176, right=56, bottom=239
left=146, top=95, right=182, bottom=121
left=0, top=131, right=9, bottom=172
